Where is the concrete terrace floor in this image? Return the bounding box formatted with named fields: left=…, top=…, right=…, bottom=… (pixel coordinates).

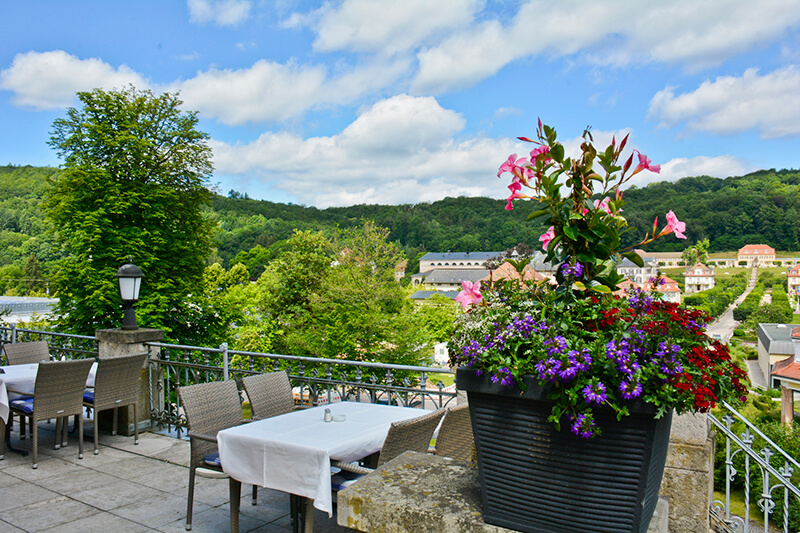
left=0, top=421, right=353, bottom=533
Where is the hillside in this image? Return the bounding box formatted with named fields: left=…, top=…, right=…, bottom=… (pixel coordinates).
left=3, top=165, right=800, bottom=289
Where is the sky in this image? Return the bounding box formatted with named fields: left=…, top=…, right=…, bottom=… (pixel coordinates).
left=1, top=0, right=800, bottom=208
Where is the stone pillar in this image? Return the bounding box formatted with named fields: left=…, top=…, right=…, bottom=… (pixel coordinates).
left=781, top=386, right=794, bottom=425
left=659, top=412, right=714, bottom=533
left=94, top=328, right=164, bottom=436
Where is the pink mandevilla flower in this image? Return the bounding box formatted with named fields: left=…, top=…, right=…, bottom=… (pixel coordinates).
left=455, top=280, right=483, bottom=310
left=529, top=145, right=550, bottom=161
left=505, top=185, right=527, bottom=211
left=632, top=151, right=661, bottom=175
left=594, top=198, right=612, bottom=214
left=539, top=226, right=556, bottom=251
left=665, top=210, right=687, bottom=239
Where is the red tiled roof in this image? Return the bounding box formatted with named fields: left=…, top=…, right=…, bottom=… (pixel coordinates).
left=738, top=244, right=775, bottom=254
left=772, top=355, right=800, bottom=381
left=792, top=327, right=800, bottom=339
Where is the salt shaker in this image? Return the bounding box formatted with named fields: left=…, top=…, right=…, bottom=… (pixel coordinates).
left=324, top=408, right=332, bottom=422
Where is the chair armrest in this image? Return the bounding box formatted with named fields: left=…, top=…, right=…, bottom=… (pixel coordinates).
left=187, top=431, right=217, bottom=443
left=331, top=460, right=373, bottom=476
left=6, top=386, right=33, bottom=396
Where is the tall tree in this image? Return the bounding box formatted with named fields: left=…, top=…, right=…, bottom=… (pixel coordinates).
left=45, top=86, right=215, bottom=339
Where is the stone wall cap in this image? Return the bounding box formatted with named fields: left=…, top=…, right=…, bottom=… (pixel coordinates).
left=95, top=328, right=165, bottom=344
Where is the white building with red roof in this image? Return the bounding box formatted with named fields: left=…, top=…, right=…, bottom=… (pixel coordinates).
left=788, top=264, right=800, bottom=300
left=684, top=263, right=715, bottom=294
left=769, top=325, right=800, bottom=424
left=642, top=276, right=681, bottom=303
left=738, top=244, right=776, bottom=266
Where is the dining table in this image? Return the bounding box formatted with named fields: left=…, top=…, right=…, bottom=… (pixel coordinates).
left=217, top=401, right=426, bottom=533
left=0, top=361, right=98, bottom=454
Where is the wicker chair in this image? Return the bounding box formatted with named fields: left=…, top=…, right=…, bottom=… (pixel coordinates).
left=83, top=353, right=147, bottom=455
left=331, top=408, right=446, bottom=488
left=2, top=341, right=50, bottom=366
left=3, top=342, right=52, bottom=441
left=7, top=359, right=94, bottom=468
left=433, top=403, right=473, bottom=463
left=240, top=371, right=295, bottom=420
left=177, top=380, right=257, bottom=531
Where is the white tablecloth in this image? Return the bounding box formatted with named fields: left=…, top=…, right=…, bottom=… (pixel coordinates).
left=0, top=362, right=98, bottom=424
left=217, top=401, right=424, bottom=516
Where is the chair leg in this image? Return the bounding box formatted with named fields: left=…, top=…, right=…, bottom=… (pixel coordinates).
left=77, top=413, right=84, bottom=460
left=54, top=418, right=62, bottom=450
left=251, top=484, right=257, bottom=506
left=133, top=404, right=139, bottom=445
left=186, top=468, right=196, bottom=531
left=112, top=407, right=118, bottom=436
left=93, top=411, right=99, bottom=455
left=31, top=417, right=38, bottom=469
left=229, top=478, right=241, bottom=533
left=61, top=416, right=69, bottom=447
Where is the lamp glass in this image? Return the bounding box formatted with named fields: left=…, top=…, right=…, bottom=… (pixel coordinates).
left=118, top=276, right=141, bottom=301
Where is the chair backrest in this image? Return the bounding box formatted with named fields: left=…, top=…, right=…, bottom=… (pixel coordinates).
left=241, top=371, right=295, bottom=420
left=178, top=379, right=243, bottom=437
left=92, top=353, right=148, bottom=410
left=377, top=408, right=446, bottom=468
left=434, top=403, right=473, bottom=462
left=3, top=341, right=50, bottom=365
left=33, top=359, right=94, bottom=420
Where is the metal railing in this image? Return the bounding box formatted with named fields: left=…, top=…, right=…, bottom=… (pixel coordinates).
left=710, top=401, right=800, bottom=533
left=0, top=324, right=98, bottom=361
left=145, top=341, right=457, bottom=437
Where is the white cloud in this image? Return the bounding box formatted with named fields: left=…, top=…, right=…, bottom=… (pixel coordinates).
left=652, top=156, right=753, bottom=185
left=289, top=0, right=484, bottom=54
left=211, top=95, right=518, bottom=207
left=412, top=0, right=800, bottom=93
left=0, top=51, right=150, bottom=110
left=648, top=66, right=800, bottom=138
left=187, top=0, right=252, bottom=26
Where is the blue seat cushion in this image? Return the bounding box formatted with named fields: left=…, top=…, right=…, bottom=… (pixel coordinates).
left=10, top=397, right=34, bottom=414
left=83, top=389, right=94, bottom=403
left=331, top=469, right=363, bottom=491
left=203, top=452, right=222, bottom=468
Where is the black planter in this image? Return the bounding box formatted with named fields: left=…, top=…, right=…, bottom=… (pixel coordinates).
left=457, top=367, right=672, bottom=533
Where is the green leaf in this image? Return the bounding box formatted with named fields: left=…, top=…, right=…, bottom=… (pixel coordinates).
left=526, top=209, right=549, bottom=221
left=621, top=252, right=644, bottom=267
left=576, top=251, right=596, bottom=263
left=550, top=143, right=565, bottom=163
left=563, top=226, right=578, bottom=240
left=573, top=281, right=587, bottom=291
left=590, top=285, right=612, bottom=294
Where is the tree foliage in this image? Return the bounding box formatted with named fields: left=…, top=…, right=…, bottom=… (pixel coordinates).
left=44, top=87, right=215, bottom=339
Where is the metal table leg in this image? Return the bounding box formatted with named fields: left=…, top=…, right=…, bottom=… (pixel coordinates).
left=229, top=478, right=241, bottom=533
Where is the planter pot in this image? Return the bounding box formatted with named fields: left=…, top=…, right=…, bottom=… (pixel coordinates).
left=457, top=367, right=672, bottom=533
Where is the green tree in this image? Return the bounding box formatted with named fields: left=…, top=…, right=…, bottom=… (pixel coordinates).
left=44, top=86, right=215, bottom=340
left=22, top=255, right=45, bottom=295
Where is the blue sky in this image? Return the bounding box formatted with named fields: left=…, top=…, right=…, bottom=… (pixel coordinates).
left=1, top=0, right=799, bottom=208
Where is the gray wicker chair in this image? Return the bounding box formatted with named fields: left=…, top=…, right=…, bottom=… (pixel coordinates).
left=2, top=341, right=50, bottom=365
left=3, top=341, right=51, bottom=441
left=83, top=353, right=147, bottom=455
left=177, top=380, right=257, bottom=531
left=241, top=371, right=295, bottom=420
left=433, top=403, right=473, bottom=463
left=7, top=358, right=94, bottom=468
left=332, top=408, right=446, bottom=482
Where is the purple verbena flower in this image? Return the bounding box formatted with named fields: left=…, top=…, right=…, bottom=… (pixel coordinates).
left=616, top=355, right=641, bottom=377
left=535, top=357, right=562, bottom=382
left=582, top=380, right=607, bottom=405
left=569, top=348, right=592, bottom=371
left=570, top=413, right=597, bottom=439
left=545, top=335, right=568, bottom=356
left=619, top=380, right=643, bottom=399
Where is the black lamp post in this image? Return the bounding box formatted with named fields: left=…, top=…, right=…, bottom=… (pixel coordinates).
left=115, top=258, right=144, bottom=330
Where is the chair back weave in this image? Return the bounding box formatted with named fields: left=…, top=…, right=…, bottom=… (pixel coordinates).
left=178, top=380, right=243, bottom=469
left=33, top=359, right=94, bottom=420
left=241, top=371, right=295, bottom=420
left=377, top=408, right=446, bottom=467
left=92, top=353, right=147, bottom=411
left=434, top=403, right=473, bottom=462
left=3, top=341, right=50, bottom=365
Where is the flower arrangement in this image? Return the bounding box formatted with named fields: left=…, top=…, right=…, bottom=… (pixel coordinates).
left=449, top=122, right=748, bottom=438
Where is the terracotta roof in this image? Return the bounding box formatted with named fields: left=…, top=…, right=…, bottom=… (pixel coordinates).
left=792, top=327, right=800, bottom=339
left=772, top=355, right=800, bottom=382
left=738, top=244, right=775, bottom=254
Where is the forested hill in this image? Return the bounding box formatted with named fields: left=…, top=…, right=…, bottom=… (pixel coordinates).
left=3, top=165, right=800, bottom=284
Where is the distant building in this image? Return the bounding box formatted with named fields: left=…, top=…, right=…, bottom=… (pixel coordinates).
left=412, top=269, right=489, bottom=291
left=788, top=264, right=800, bottom=299
left=768, top=326, right=800, bottom=424
left=684, top=263, right=715, bottom=294
left=738, top=244, right=776, bottom=266
left=616, top=257, right=658, bottom=285
left=642, top=276, right=681, bottom=303
left=637, top=250, right=682, bottom=268
left=394, top=259, right=408, bottom=281
left=757, top=323, right=795, bottom=390
left=418, top=252, right=499, bottom=272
